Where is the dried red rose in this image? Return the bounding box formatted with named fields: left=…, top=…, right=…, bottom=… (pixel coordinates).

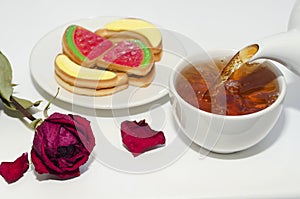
left=31, top=112, right=95, bottom=179
left=121, top=120, right=166, bottom=156
left=0, top=153, right=29, bottom=184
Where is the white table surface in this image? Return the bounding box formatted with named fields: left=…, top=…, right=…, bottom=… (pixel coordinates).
left=1, top=0, right=300, bottom=198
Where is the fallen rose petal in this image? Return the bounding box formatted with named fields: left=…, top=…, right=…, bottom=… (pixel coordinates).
left=0, top=153, right=29, bottom=184
left=121, top=120, right=166, bottom=156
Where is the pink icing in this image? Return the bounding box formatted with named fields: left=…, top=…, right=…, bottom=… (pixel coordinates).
left=103, top=40, right=143, bottom=67
left=74, top=28, right=113, bottom=60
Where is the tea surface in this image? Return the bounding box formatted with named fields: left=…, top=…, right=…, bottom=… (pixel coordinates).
left=175, top=59, right=279, bottom=115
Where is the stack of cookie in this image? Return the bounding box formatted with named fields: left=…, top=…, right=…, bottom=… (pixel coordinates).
left=54, top=18, right=162, bottom=96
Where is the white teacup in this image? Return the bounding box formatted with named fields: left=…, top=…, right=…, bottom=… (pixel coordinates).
left=169, top=50, right=287, bottom=153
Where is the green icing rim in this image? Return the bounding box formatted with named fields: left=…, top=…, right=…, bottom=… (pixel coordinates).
left=131, top=40, right=152, bottom=68
left=65, top=25, right=86, bottom=62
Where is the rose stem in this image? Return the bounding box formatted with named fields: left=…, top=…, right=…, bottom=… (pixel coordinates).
left=10, top=96, right=36, bottom=121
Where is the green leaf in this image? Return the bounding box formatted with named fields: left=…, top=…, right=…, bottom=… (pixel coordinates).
left=29, top=118, right=43, bottom=129
left=3, top=96, right=42, bottom=111
left=0, top=51, right=13, bottom=101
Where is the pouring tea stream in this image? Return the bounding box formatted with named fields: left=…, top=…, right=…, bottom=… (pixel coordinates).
left=207, top=0, right=300, bottom=95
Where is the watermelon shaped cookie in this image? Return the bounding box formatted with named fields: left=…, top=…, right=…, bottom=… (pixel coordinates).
left=96, top=30, right=155, bottom=76
left=62, top=25, right=113, bottom=67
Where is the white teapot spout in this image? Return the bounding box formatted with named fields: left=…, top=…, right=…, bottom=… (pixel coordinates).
left=249, top=30, right=300, bottom=75
left=249, top=0, right=300, bottom=76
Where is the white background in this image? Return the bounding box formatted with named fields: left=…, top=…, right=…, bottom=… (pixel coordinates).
left=1, top=0, right=300, bottom=198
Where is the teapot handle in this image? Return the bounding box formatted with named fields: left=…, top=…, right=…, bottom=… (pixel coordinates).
left=288, top=0, right=300, bottom=30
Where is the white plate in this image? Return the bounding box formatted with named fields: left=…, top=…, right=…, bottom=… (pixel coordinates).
left=30, top=16, right=189, bottom=109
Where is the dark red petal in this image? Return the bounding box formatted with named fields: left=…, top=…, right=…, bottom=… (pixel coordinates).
left=30, top=149, right=50, bottom=174
left=69, top=114, right=95, bottom=153
left=46, top=113, right=95, bottom=153
left=0, top=153, right=29, bottom=184
left=44, top=113, right=77, bottom=128
left=31, top=149, right=82, bottom=179
left=56, top=168, right=80, bottom=179
left=121, top=120, right=166, bottom=156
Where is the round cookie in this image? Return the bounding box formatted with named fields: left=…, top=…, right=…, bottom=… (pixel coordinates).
left=54, top=54, right=128, bottom=96
left=55, top=74, right=128, bottom=96
left=128, top=66, right=156, bottom=87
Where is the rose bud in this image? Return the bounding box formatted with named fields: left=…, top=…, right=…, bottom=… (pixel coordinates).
left=31, top=112, right=95, bottom=179
left=0, top=153, right=29, bottom=184
left=121, top=120, right=166, bottom=156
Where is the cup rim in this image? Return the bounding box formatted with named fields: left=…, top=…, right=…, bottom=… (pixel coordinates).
left=169, top=49, right=287, bottom=120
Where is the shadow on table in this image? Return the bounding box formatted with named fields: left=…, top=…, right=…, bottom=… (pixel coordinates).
left=190, top=110, right=286, bottom=160
left=169, top=109, right=286, bottom=160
